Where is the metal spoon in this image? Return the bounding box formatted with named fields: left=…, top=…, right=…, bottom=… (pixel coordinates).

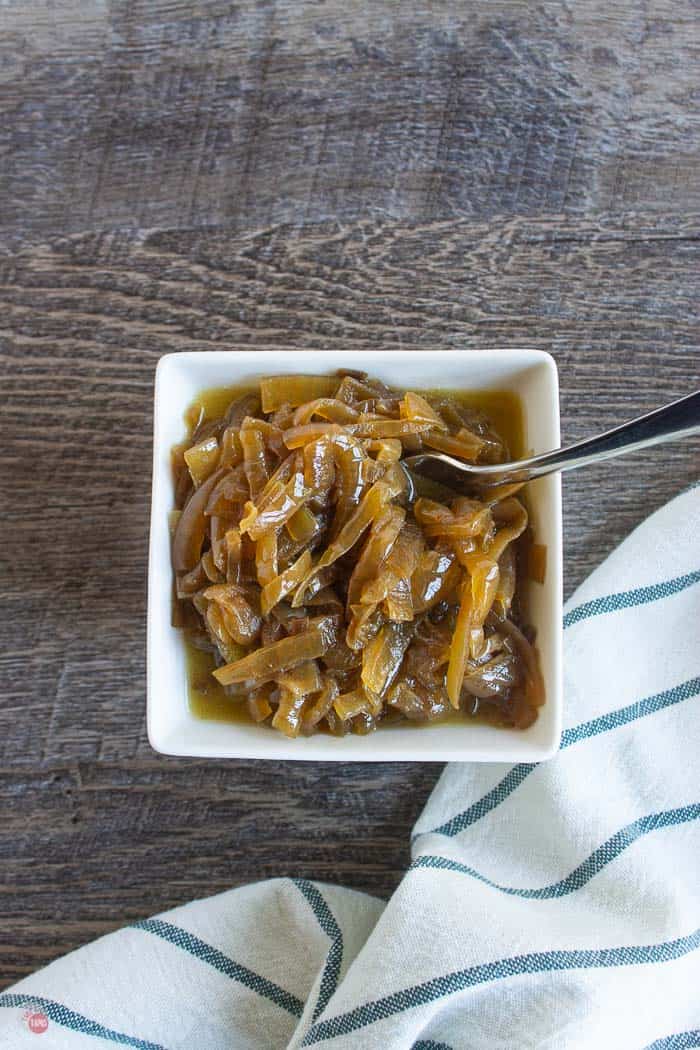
left=402, top=389, right=700, bottom=495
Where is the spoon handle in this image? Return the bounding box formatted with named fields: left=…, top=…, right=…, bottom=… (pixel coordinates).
left=520, top=389, right=700, bottom=480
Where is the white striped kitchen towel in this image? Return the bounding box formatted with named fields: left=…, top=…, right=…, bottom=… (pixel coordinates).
left=1, top=485, right=698, bottom=1050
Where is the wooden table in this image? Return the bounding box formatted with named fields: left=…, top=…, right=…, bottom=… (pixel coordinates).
left=1, top=1, right=698, bottom=986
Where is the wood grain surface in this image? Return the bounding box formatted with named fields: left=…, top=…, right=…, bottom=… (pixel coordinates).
left=1, top=0, right=699, bottom=987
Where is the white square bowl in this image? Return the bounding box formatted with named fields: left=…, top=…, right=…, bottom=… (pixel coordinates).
left=148, top=349, right=562, bottom=762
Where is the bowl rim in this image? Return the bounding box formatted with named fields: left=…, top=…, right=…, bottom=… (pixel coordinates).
left=147, top=348, right=563, bottom=762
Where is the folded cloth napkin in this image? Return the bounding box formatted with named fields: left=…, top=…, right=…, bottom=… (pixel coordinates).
left=2, top=486, right=698, bottom=1050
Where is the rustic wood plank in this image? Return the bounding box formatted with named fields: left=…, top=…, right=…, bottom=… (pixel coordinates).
left=0, top=760, right=436, bottom=986
left=1, top=0, right=699, bottom=989
left=2, top=0, right=700, bottom=251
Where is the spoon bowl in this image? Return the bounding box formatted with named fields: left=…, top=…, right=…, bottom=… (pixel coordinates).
left=402, top=389, right=700, bottom=495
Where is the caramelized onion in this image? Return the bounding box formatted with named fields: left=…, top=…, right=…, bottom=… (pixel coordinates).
left=172, top=378, right=543, bottom=735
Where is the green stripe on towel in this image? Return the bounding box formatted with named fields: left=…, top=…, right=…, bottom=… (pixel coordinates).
left=293, top=880, right=344, bottom=1021
left=564, top=570, right=700, bottom=628
left=302, top=930, right=700, bottom=1045
left=133, top=918, right=304, bottom=1017
left=0, top=994, right=167, bottom=1049
left=418, top=676, right=700, bottom=842
left=412, top=804, right=700, bottom=898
